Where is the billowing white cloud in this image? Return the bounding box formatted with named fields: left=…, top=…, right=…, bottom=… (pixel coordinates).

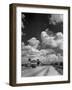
left=21, top=44, right=40, bottom=59
left=47, top=54, right=58, bottom=62
left=28, top=37, right=40, bottom=49
left=49, top=14, right=63, bottom=25
left=22, top=31, right=63, bottom=64
left=22, top=44, right=62, bottom=64
left=41, top=31, right=57, bottom=47
left=23, top=45, right=39, bottom=52
left=40, top=49, right=48, bottom=55
left=56, top=39, right=63, bottom=50
left=23, top=45, right=40, bottom=56
left=55, top=32, right=63, bottom=49
left=41, top=31, right=63, bottom=50
left=39, top=49, right=54, bottom=56
left=56, top=32, right=63, bottom=39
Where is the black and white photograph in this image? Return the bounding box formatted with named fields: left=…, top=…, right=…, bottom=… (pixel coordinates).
left=10, top=4, right=70, bottom=86
left=21, top=13, right=63, bottom=77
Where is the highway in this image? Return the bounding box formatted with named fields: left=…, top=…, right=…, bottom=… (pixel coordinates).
left=21, top=66, right=61, bottom=77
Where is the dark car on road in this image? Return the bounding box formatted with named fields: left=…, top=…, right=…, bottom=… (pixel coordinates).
left=30, top=60, right=37, bottom=68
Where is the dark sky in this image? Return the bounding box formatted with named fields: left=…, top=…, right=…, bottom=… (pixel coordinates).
left=22, top=13, right=63, bottom=44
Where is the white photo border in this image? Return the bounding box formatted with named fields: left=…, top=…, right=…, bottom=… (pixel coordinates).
left=16, top=6, right=69, bottom=84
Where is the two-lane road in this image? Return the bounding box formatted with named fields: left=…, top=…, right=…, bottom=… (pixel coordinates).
left=21, top=66, right=60, bottom=77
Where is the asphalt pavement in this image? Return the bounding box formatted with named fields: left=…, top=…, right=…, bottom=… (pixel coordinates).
left=21, top=66, right=61, bottom=77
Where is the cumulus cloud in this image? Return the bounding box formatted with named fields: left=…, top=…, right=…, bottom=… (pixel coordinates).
left=41, top=31, right=63, bottom=50
left=40, top=49, right=49, bottom=56
left=28, top=37, right=40, bottom=49
left=56, top=32, right=63, bottom=39
left=39, top=49, right=55, bottom=56
left=49, top=14, right=63, bottom=25
left=23, top=45, right=39, bottom=53
left=23, top=45, right=40, bottom=55
left=22, top=44, right=62, bottom=63
left=21, top=44, right=40, bottom=60
left=22, top=31, right=63, bottom=62
left=22, top=45, right=53, bottom=60
left=22, top=31, right=63, bottom=64
left=47, top=54, right=58, bottom=62
left=55, top=32, right=63, bottom=49
left=41, top=31, right=57, bottom=47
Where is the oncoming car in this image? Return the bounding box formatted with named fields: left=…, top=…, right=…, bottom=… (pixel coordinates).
left=30, top=60, right=37, bottom=68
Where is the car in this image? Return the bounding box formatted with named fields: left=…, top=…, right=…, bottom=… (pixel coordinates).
left=30, top=60, right=37, bottom=68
